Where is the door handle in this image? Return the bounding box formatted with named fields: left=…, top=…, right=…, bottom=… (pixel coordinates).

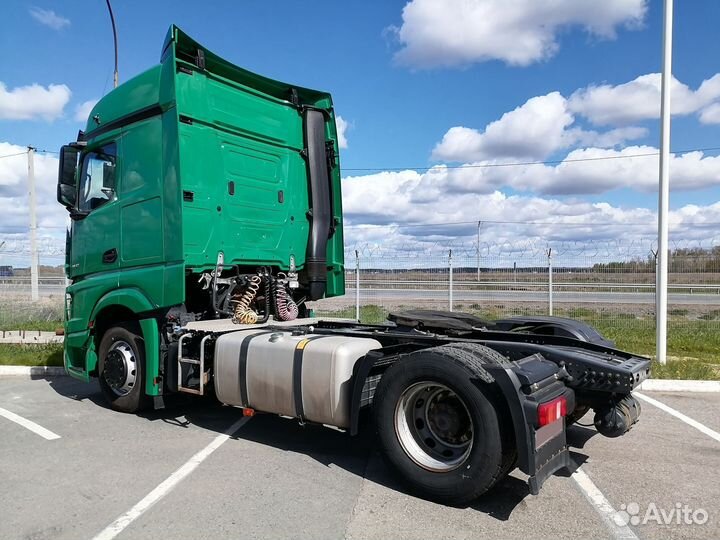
left=102, top=248, right=118, bottom=264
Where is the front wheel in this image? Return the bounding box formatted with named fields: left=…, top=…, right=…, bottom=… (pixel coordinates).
left=373, top=346, right=507, bottom=505
left=98, top=323, right=149, bottom=413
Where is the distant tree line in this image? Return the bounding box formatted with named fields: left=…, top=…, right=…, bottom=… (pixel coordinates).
left=592, top=246, right=720, bottom=274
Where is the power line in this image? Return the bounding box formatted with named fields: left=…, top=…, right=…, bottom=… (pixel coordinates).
left=345, top=219, right=720, bottom=229
left=0, top=149, right=59, bottom=160
left=5, top=145, right=720, bottom=166
left=342, top=145, right=720, bottom=172
left=3, top=144, right=720, bottom=171
left=0, top=151, right=29, bottom=160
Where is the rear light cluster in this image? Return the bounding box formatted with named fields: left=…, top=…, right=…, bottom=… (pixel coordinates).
left=538, top=396, right=567, bottom=426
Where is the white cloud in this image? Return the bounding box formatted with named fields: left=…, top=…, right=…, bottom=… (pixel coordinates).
left=0, top=81, right=71, bottom=121
left=432, top=92, right=646, bottom=162
left=348, top=143, right=720, bottom=203
left=432, top=93, right=573, bottom=161
left=335, top=115, right=349, bottom=149
left=569, top=126, right=648, bottom=148
left=569, top=73, right=720, bottom=125
left=341, top=170, right=720, bottom=249
left=391, top=0, right=646, bottom=68
left=29, top=7, right=70, bottom=30
left=0, top=142, right=68, bottom=265
left=699, top=103, right=720, bottom=125
left=427, top=146, right=720, bottom=196
left=74, top=99, right=99, bottom=122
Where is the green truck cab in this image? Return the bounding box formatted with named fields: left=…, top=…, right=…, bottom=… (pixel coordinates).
left=57, top=26, right=344, bottom=395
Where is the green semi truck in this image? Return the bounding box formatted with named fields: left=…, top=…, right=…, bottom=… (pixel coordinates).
left=57, top=26, right=649, bottom=505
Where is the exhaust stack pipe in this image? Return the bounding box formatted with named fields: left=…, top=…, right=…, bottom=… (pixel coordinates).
left=303, top=109, right=333, bottom=300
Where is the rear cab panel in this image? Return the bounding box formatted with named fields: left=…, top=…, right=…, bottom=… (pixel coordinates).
left=170, top=27, right=345, bottom=294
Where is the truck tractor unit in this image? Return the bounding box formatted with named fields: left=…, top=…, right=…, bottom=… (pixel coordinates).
left=57, top=26, right=650, bottom=505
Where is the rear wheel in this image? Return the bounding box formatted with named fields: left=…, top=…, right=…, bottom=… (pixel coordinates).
left=98, top=323, right=149, bottom=413
left=373, top=345, right=507, bottom=505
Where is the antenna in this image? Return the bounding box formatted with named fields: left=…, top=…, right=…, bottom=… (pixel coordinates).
left=105, top=0, right=119, bottom=88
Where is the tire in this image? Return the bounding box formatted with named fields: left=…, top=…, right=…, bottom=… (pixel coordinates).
left=441, top=343, right=518, bottom=483
left=373, top=345, right=507, bottom=505
left=98, top=323, right=149, bottom=413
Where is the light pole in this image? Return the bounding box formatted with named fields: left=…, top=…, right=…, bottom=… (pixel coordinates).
left=476, top=221, right=481, bottom=282
left=27, top=147, right=39, bottom=301
left=105, top=0, right=119, bottom=88
left=656, top=0, right=673, bottom=365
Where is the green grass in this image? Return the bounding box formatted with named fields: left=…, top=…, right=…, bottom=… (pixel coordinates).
left=591, top=318, right=720, bottom=364
left=0, top=320, right=64, bottom=332
left=0, top=344, right=64, bottom=366
left=0, top=305, right=63, bottom=332
left=317, top=304, right=389, bottom=324
left=650, top=359, right=718, bottom=380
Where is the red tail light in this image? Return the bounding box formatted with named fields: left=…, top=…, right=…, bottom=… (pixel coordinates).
left=538, top=396, right=567, bottom=426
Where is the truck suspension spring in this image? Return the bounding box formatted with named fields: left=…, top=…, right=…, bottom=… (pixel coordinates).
left=232, top=275, right=261, bottom=324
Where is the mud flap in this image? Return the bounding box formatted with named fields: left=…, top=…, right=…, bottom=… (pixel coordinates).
left=527, top=418, right=571, bottom=495
left=485, top=360, right=572, bottom=495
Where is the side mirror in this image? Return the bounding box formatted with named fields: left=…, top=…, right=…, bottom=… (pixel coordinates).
left=57, top=145, right=79, bottom=209
left=57, top=183, right=77, bottom=210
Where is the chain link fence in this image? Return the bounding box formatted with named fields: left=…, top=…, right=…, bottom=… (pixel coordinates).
left=2, top=229, right=720, bottom=360
left=309, top=233, right=720, bottom=359
left=0, top=274, right=65, bottom=330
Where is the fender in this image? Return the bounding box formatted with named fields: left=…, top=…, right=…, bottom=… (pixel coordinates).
left=347, top=344, right=498, bottom=437
left=89, top=287, right=156, bottom=323
left=89, top=288, right=161, bottom=396
left=491, top=315, right=614, bottom=348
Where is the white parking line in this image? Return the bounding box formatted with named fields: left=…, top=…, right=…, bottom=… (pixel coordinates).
left=0, top=407, right=61, bottom=440
left=635, top=392, right=720, bottom=443
left=571, top=465, right=639, bottom=540
left=91, top=416, right=248, bottom=540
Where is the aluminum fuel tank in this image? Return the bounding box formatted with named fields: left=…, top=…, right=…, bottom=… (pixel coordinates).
left=214, top=329, right=381, bottom=428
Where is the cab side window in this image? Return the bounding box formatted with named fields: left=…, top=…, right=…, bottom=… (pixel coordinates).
left=78, top=143, right=117, bottom=212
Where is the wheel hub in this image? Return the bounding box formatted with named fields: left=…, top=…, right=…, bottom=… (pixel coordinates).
left=394, top=382, right=474, bottom=472
left=427, top=395, right=470, bottom=445
left=103, top=341, right=137, bottom=396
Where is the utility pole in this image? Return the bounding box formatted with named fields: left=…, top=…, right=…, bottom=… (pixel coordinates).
left=27, top=147, right=39, bottom=302
left=448, top=249, right=453, bottom=312
left=547, top=248, right=553, bottom=316
left=656, top=0, right=673, bottom=365
left=476, top=221, right=481, bottom=282
left=355, top=250, right=360, bottom=322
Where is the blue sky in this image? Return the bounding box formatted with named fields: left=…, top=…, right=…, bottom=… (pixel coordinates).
left=1, top=0, right=719, bottom=264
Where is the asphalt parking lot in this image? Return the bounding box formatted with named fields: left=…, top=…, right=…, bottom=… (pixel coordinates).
left=1, top=377, right=718, bottom=540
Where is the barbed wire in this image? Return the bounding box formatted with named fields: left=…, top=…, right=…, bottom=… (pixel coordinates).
left=344, top=236, right=720, bottom=260
left=1, top=226, right=718, bottom=262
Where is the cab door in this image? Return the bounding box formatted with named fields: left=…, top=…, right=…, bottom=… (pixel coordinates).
left=71, top=141, right=121, bottom=278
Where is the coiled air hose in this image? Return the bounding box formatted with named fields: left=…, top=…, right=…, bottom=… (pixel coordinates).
left=274, top=273, right=299, bottom=321
left=231, top=275, right=261, bottom=324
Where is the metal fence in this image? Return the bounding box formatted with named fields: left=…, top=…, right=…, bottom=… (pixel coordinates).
left=310, top=238, right=720, bottom=346
left=2, top=236, right=720, bottom=359
left=0, top=275, right=65, bottom=330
